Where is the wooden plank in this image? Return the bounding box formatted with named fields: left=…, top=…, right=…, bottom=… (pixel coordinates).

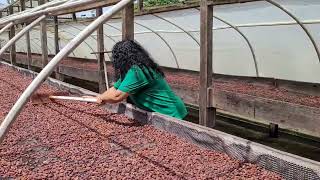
left=96, top=7, right=107, bottom=93
left=9, top=6, right=16, bottom=65
left=122, top=1, right=134, bottom=40
left=58, top=66, right=99, bottom=82
left=208, top=0, right=261, bottom=5
left=199, top=0, right=215, bottom=127
left=209, top=88, right=320, bottom=138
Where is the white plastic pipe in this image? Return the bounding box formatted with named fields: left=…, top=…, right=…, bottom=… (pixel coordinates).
left=0, top=22, right=14, bottom=35
left=0, top=0, right=116, bottom=27
left=0, top=15, right=46, bottom=56
left=49, top=95, right=98, bottom=103
left=0, top=0, right=132, bottom=143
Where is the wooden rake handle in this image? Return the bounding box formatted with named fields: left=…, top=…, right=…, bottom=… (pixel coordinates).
left=49, top=96, right=98, bottom=103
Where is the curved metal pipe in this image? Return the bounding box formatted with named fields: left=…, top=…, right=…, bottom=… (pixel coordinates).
left=0, top=22, right=14, bottom=35
left=0, top=0, right=132, bottom=143
left=62, top=23, right=98, bottom=59
left=105, top=22, right=180, bottom=68
left=195, top=7, right=259, bottom=76
left=0, top=15, right=46, bottom=57
left=213, top=16, right=259, bottom=77
left=134, top=21, right=180, bottom=68
left=265, top=0, right=320, bottom=63
left=152, top=14, right=200, bottom=46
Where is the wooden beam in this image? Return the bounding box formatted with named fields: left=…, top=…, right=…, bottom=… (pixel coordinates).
left=96, top=7, right=107, bottom=93
left=25, top=29, right=32, bottom=70
left=40, top=19, right=48, bottom=67
left=199, top=0, right=215, bottom=127
left=9, top=6, right=16, bottom=65
left=38, top=0, right=48, bottom=68
left=53, top=16, right=64, bottom=81
left=20, top=0, right=26, bottom=11
left=53, top=16, right=59, bottom=54
left=206, top=0, right=261, bottom=5
left=72, top=13, right=77, bottom=21
left=138, top=0, right=143, bottom=12
left=122, top=0, right=134, bottom=40
left=208, top=87, right=320, bottom=138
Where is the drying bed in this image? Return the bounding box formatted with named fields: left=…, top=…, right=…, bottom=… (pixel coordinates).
left=5, top=53, right=320, bottom=108
left=0, top=65, right=283, bottom=179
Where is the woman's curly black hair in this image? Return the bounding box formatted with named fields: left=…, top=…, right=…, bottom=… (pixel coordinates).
left=111, top=40, right=164, bottom=80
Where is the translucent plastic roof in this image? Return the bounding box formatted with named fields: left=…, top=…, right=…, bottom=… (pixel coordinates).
left=1, top=0, right=320, bottom=84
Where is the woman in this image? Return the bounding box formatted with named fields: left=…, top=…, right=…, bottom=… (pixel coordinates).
left=95, top=40, right=188, bottom=120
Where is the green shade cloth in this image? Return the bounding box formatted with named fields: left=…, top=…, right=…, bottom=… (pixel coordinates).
left=113, top=65, right=188, bottom=119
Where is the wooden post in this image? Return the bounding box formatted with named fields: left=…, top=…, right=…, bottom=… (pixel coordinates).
left=20, top=0, right=26, bottom=11
left=39, top=0, right=48, bottom=68
left=54, top=16, right=59, bottom=54
left=72, top=13, right=77, bottom=21
left=122, top=1, right=134, bottom=40
left=96, top=7, right=107, bottom=93
left=53, top=16, right=64, bottom=81
left=199, top=0, right=215, bottom=127
left=21, top=0, right=32, bottom=69
left=25, top=29, right=32, bottom=69
left=9, top=6, right=16, bottom=65
left=138, top=0, right=143, bottom=12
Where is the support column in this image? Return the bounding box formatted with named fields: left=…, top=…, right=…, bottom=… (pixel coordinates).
left=138, top=0, right=143, bottom=12
left=20, top=0, right=25, bottom=11
left=96, top=7, right=107, bottom=93
left=26, top=29, right=32, bottom=69
left=21, top=0, right=32, bottom=69
left=40, top=19, right=48, bottom=67
left=9, top=6, right=16, bottom=65
left=39, top=0, right=48, bottom=68
left=53, top=16, right=64, bottom=81
left=72, top=13, right=77, bottom=21
left=199, top=0, right=216, bottom=127
left=122, top=1, right=134, bottom=40
left=54, top=16, right=59, bottom=54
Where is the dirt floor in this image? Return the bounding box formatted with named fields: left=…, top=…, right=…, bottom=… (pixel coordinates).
left=0, top=65, right=282, bottom=179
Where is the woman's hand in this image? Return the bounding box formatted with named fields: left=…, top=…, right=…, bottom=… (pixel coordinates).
left=96, top=95, right=103, bottom=104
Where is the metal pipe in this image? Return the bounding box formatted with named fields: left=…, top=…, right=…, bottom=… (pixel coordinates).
left=0, top=22, right=14, bottom=35
left=0, top=0, right=132, bottom=143
left=0, top=0, right=67, bottom=23
left=265, top=0, right=320, bottom=63
left=0, top=0, right=103, bottom=27
left=0, top=15, right=46, bottom=57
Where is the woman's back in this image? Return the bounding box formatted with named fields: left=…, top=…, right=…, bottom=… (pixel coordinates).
left=113, top=65, right=188, bottom=119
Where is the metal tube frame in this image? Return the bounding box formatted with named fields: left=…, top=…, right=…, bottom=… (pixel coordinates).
left=0, top=0, right=133, bottom=143
left=0, top=15, right=46, bottom=56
